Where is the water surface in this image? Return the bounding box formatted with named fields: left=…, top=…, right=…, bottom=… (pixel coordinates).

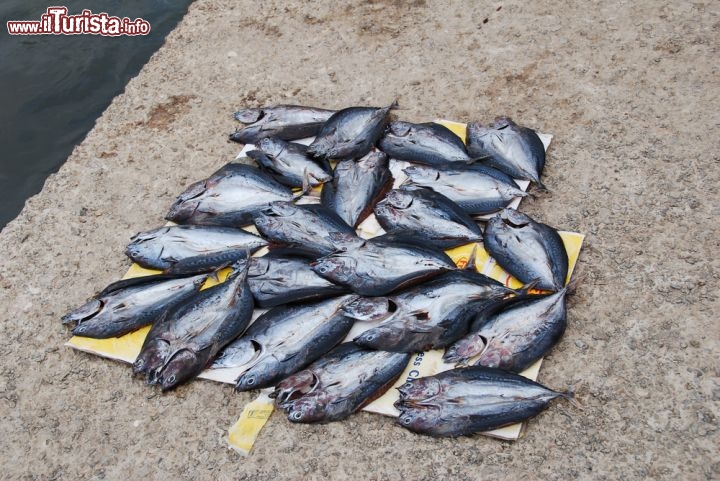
left=0, top=1, right=194, bottom=230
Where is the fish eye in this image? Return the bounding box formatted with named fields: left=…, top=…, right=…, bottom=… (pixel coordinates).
left=134, top=359, right=144, bottom=368
left=245, top=376, right=255, bottom=385
left=402, top=382, right=413, bottom=390
left=167, top=375, right=176, bottom=384
left=400, top=415, right=413, bottom=425
left=291, top=411, right=303, bottom=420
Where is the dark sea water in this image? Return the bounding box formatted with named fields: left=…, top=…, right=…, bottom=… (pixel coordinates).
left=0, top=1, right=194, bottom=230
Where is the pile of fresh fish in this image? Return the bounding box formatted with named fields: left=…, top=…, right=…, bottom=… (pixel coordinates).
left=63, top=101, right=580, bottom=439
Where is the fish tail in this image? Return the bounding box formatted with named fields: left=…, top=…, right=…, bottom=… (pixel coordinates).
left=463, top=245, right=479, bottom=271
left=517, top=278, right=541, bottom=296
left=563, top=275, right=583, bottom=297
left=466, top=154, right=492, bottom=164
left=388, top=98, right=400, bottom=110
left=558, top=380, right=584, bottom=410
left=533, top=178, right=549, bottom=192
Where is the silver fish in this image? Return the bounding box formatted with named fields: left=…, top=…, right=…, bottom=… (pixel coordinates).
left=254, top=201, right=357, bottom=257
left=212, top=295, right=357, bottom=391
left=273, top=343, right=410, bottom=423
left=132, top=260, right=254, bottom=391
left=344, top=270, right=515, bottom=352
left=484, top=209, right=568, bottom=291
left=125, top=225, right=267, bottom=274
left=320, top=150, right=393, bottom=228
left=374, top=186, right=483, bottom=249
left=395, top=366, right=573, bottom=437
left=307, top=101, right=397, bottom=160
left=312, top=234, right=456, bottom=296
left=63, top=273, right=208, bottom=339
left=402, top=164, right=528, bottom=215
left=466, top=117, right=546, bottom=188
left=443, top=285, right=571, bottom=371
left=247, top=254, right=349, bottom=307
left=247, top=137, right=332, bottom=189
left=166, top=163, right=293, bottom=227
left=378, top=121, right=472, bottom=166
left=230, top=105, right=335, bottom=144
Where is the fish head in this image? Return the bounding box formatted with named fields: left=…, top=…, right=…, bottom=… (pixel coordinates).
left=235, top=364, right=271, bottom=391
left=359, top=150, right=388, bottom=168
left=253, top=212, right=285, bottom=235
left=124, top=234, right=163, bottom=263
left=402, top=165, right=440, bottom=184
left=326, top=232, right=364, bottom=252
left=342, top=297, right=394, bottom=322
left=466, top=121, right=492, bottom=138
left=383, top=189, right=414, bottom=209
left=266, top=200, right=298, bottom=217
left=311, top=256, right=357, bottom=284
left=396, top=376, right=442, bottom=401
left=258, top=137, right=285, bottom=157
left=499, top=208, right=532, bottom=228
left=443, top=334, right=486, bottom=365
left=62, top=298, right=102, bottom=325
left=233, top=108, right=263, bottom=124
left=491, top=116, right=517, bottom=129
left=158, top=349, right=201, bottom=391
left=285, top=394, right=329, bottom=423
left=273, top=370, right=318, bottom=407
left=396, top=406, right=441, bottom=433
left=165, top=180, right=206, bottom=222
left=306, top=138, right=331, bottom=158
left=133, top=338, right=171, bottom=377
left=248, top=257, right=271, bottom=277
left=353, top=325, right=405, bottom=350
left=387, top=121, right=413, bottom=137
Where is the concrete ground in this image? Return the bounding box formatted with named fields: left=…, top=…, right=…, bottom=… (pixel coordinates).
left=0, top=1, right=717, bottom=479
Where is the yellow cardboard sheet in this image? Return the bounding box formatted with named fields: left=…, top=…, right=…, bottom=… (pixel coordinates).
left=66, top=120, right=583, bottom=453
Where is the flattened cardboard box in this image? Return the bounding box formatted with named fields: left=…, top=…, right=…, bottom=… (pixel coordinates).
left=67, top=120, right=584, bottom=454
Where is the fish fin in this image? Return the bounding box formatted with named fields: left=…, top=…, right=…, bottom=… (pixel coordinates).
left=97, top=274, right=178, bottom=296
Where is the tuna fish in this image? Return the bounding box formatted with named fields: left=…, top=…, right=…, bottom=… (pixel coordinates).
left=246, top=137, right=332, bottom=189
left=307, top=101, right=397, bottom=160
left=63, top=273, right=208, bottom=339
left=247, top=254, right=349, bottom=307
left=132, top=260, right=254, bottom=391
left=395, top=366, right=573, bottom=436
left=443, top=285, right=571, bottom=371
left=378, top=121, right=472, bottom=166
left=484, top=209, right=568, bottom=291
left=253, top=201, right=357, bottom=257
left=374, top=186, right=483, bottom=249
left=125, top=225, right=267, bottom=274
left=402, top=164, right=528, bottom=216
left=343, top=270, right=515, bottom=352
left=230, top=105, right=335, bottom=144
left=312, top=234, right=456, bottom=296
left=466, top=117, right=546, bottom=188
left=166, top=163, right=293, bottom=227
left=273, top=343, right=410, bottom=423
left=211, top=295, right=357, bottom=391
left=320, top=150, right=393, bottom=228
